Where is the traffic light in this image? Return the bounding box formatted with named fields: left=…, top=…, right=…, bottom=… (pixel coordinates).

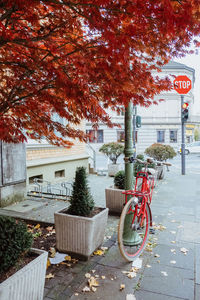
left=182, top=102, right=189, bottom=122
left=136, top=115, right=142, bottom=128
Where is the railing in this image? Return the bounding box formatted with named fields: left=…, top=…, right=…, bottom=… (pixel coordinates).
left=27, top=178, right=73, bottom=200
left=86, top=143, right=96, bottom=172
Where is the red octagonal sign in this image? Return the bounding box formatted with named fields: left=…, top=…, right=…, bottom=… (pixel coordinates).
left=173, top=75, right=192, bottom=95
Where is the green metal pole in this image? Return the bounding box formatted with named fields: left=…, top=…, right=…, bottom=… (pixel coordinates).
left=124, top=102, right=134, bottom=190
left=123, top=102, right=142, bottom=246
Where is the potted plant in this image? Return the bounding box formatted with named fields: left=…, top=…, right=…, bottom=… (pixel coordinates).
left=145, top=143, right=176, bottom=179
left=105, top=170, right=126, bottom=214
left=99, top=142, right=124, bottom=176
left=0, top=216, right=48, bottom=300
left=54, top=166, right=108, bottom=259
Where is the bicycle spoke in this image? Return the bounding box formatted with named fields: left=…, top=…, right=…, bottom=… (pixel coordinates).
left=118, top=198, right=150, bottom=261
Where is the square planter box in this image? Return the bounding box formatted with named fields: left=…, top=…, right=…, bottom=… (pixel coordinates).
left=55, top=207, right=109, bottom=259
left=105, top=186, right=125, bottom=214
left=0, top=248, right=48, bottom=300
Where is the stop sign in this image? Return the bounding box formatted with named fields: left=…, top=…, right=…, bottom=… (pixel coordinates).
left=173, top=75, right=192, bottom=94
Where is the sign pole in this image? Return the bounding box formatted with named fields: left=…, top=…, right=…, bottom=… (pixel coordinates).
left=181, top=95, right=185, bottom=175
left=173, top=75, right=192, bottom=176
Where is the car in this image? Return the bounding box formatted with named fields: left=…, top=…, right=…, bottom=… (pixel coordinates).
left=178, top=141, right=200, bottom=154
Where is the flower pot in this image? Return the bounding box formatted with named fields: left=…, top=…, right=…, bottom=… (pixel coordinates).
left=108, top=163, right=121, bottom=177
left=0, top=248, right=48, bottom=300
left=156, top=165, right=165, bottom=180
left=54, top=207, right=108, bottom=259
left=105, top=186, right=125, bottom=214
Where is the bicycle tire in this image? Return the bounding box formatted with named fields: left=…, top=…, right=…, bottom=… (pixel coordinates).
left=118, top=197, right=150, bottom=262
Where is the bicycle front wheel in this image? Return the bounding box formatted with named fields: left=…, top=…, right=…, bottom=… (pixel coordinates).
left=118, top=197, right=150, bottom=262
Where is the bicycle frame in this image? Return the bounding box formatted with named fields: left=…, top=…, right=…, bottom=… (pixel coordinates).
left=122, top=170, right=154, bottom=227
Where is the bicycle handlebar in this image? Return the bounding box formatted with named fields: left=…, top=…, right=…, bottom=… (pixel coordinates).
left=124, top=156, right=172, bottom=167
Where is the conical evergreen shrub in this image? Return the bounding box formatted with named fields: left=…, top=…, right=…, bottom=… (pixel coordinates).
left=68, top=167, right=94, bottom=217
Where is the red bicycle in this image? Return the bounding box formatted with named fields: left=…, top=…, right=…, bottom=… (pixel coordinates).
left=118, top=157, right=170, bottom=261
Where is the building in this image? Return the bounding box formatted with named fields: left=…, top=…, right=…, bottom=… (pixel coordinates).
left=86, top=61, right=199, bottom=155
left=26, top=121, right=89, bottom=188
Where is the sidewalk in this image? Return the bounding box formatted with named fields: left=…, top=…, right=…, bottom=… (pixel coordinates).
left=1, top=168, right=199, bottom=299
left=42, top=168, right=200, bottom=300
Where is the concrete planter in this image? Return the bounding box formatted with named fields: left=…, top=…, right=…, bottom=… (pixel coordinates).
left=108, top=163, right=121, bottom=177
left=105, top=186, right=125, bottom=214
left=55, top=207, right=108, bottom=259
left=0, top=248, right=48, bottom=300
left=156, top=165, right=165, bottom=180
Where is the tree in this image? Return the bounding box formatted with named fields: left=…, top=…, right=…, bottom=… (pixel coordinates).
left=0, top=1, right=200, bottom=145
left=145, top=143, right=177, bottom=161
left=68, top=166, right=94, bottom=216
left=99, top=142, right=124, bottom=164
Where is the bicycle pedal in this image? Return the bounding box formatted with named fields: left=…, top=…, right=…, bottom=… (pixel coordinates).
left=149, top=228, right=156, bottom=234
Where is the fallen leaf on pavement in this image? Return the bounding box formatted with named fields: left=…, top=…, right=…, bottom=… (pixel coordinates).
left=88, top=276, right=99, bottom=288
left=46, top=226, right=53, bottom=231
left=49, top=247, right=56, bottom=258
left=170, top=260, right=176, bottom=264
left=126, top=295, right=136, bottom=300
left=65, top=255, right=71, bottom=261
left=171, top=241, right=176, bottom=244
left=171, top=249, right=176, bottom=254
left=177, top=225, right=183, bottom=228
left=154, top=254, right=160, bottom=258
left=127, top=272, right=137, bottom=279
left=120, top=284, right=125, bottom=291
left=82, top=286, right=90, bottom=292
left=180, top=247, right=188, bottom=255
left=101, top=276, right=106, bottom=279
left=85, top=273, right=91, bottom=279
left=46, top=273, right=54, bottom=279
left=93, top=249, right=104, bottom=256
left=91, top=287, right=97, bottom=292
left=46, top=258, right=51, bottom=269
left=101, top=247, right=108, bottom=251
left=146, top=264, right=151, bottom=268
left=34, top=224, right=40, bottom=229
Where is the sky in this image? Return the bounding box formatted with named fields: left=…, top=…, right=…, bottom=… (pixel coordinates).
left=175, top=51, right=200, bottom=114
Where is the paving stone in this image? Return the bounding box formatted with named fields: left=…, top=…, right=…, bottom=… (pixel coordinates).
left=69, top=264, right=138, bottom=300
left=97, top=244, right=132, bottom=269
left=149, top=243, right=194, bottom=271
left=135, top=290, right=186, bottom=300
left=140, top=263, right=194, bottom=299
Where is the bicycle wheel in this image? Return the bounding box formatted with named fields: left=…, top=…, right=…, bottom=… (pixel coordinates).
left=118, top=197, right=150, bottom=262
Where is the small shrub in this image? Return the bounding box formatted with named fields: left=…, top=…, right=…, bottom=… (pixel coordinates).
left=99, top=142, right=124, bottom=164
left=114, top=170, right=125, bottom=189
left=68, top=167, right=94, bottom=217
left=145, top=143, right=176, bottom=161
left=0, top=216, right=33, bottom=274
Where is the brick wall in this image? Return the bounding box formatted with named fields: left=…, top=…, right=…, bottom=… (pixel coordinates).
left=26, top=141, right=86, bottom=161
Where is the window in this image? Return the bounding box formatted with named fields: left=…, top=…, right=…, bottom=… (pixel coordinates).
left=157, top=130, right=165, bottom=143
left=86, top=130, right=104, bottom=143
left=117, top=130, right=125, bottom=142
left=55, top=170, right=65, bottom=178
left=29, top=174, right=43, bottom=184
left=169, top=130, right=178, bottom=143
left=117, top=130, right=137, bottom=143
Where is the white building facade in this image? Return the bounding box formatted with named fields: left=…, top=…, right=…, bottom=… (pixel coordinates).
left=86, top=61, right=199, bottom=155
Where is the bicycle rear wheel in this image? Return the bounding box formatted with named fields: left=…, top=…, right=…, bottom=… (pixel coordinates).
left=118, top=197, right=150, bottom=262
